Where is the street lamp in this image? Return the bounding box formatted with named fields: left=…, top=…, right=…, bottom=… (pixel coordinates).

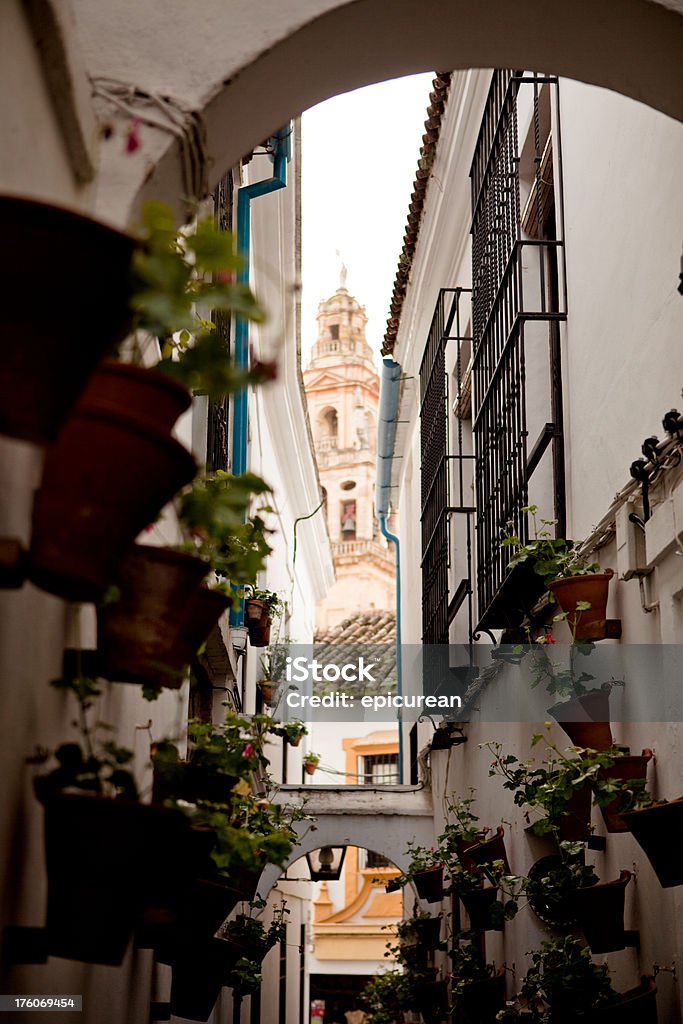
left=305, top=846, right=347, bottom=882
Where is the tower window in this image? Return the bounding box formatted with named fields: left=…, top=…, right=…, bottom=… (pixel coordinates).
left=329, top=324, right=339, bottom=340
left=341, top=500, right=356, bottom=538
left=320, top=407, right=338, bottom=438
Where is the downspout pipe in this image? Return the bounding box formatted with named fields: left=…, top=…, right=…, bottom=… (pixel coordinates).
left=230, top=124, right=292, bottom=626
left=376, top=357, right=404, bottom=780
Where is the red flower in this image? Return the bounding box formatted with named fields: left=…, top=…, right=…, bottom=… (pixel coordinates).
left=125, top=118, right=142, bottom=154
left=242, top=743, right=255, bottom=759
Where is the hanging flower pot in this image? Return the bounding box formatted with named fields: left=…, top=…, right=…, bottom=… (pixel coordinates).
left=258, top=680, right=275, bottom=705
left=244, top=597, right=268, bottom=622
left=456, top=968, right=506, bottom=1024
left=548, top=688, right=614, bottom=751
left=463, top=826, right=510, bottom=873
left=78, top=359, right=192, bottom=433
left=0, top=196, right=136, bottom=444
left=460, top=885, right=503, bottom=932
left=557, top=783, right=593, bottom=843
left=169, top=936, right=244, bottom=1022
left=547, top=570, right=614, bottom=642
left=28, top=407, right=197, bottom=602
left=416, top=976, right=449, bottom=1022
left=38, top=791, right=194, bottom=965
left=600, top=976, right=658, bottom=1024
left=303, top=757, right=319, bottom=777
left=97, top=545, right=209, bottom=689
left=574, top=870, right=632, bottom=953
left=248, top=614, right=272, bottom=647
left=620, top=796, right=683, bottom=888
left=413, top=864, right=445, bottom=903
left=597, top=750, right=653, bottom=833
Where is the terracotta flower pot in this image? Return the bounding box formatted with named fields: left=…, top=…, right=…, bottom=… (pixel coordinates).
left=547, top=570, right=614, bottom=641
left=258, top=681, right=275, bottom=704
left=248, top=615, right=272, bottom=647
left=0, top=196, right=136, bottom=444
left=413, top=865, right=444, bottom=902
left=39, top=791, right=194, bottom=966
left=244, top=598, right=268, bottom=622
left=78, top=359, right=191, bottom=433
left=460, top=885, right=502, bottom=931
left=463, top=825, right=510, bottom=873
left=28, top=407, right=197, bottom=602
left=620, top=796, right=683, bottom=887
left=303, top=760, right=318, bottom=777
left=548, top=688, right=614, bottom=751
left=597, top=750, right=653, bottom=833
left=168, top=586, right=232, bottom=671
left=557, top=783, right=593, bottom=843
left=574, top=870, right=632, bottom=953
left=598, top=976, right=657, bottom=1024
left=97, top=545, right=210, bottom=689
left=456, top=969, right=506, bottom=1024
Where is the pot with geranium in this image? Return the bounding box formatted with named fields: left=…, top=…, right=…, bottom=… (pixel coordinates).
left=97, top=471, right=273, bottom=693
left=439, top=794, right=510, bottom=874
left=243, top=585, right=284, bottom=646
left=401, top=842, right=444, bottom=902
left=303, top=752, right=321, bottom=777
left=30, top=676, right=199, bottom=966
left=26, top=203, right=271, bottom=603
left=593, top=746, right=654, bottom=833
left=270, top=720, right=308, bottom=747
left=496, top=936, right=657, bottom=1024
left=502, top=506, right=614, bottom=642
left=451, top=861, right=523, bottom=932
left=395, top=911, right=445, bottom=962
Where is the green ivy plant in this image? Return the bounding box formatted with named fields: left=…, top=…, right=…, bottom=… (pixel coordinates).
left=360, top=970, right=410, bottom=1024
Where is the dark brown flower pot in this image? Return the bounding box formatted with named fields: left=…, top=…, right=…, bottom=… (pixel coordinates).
left=167, top=585, right=232, bottom=670
left=78, top=359, right=191, bottom=433
left=620, top=796, right=683, bottom=887
left=548, top=688, right=614, bottom=751
left=413, top=865, right=444, bottom=902
left=244, top=598, right=268, bottom=622
left=412, top=914, right=443, bottom=948
left=597, top=750, right=653, bottom=833
left=547, top=570, right=614, bottom=641
left=464, top=826, right=510, bottom=873
left=248, top=615, right=272, bottom=647
left=39, top=791, right=193, bottom=966
left=169, top=937, right=244, bottom=1022
left=416, top=978, right=449, bottom=1022
left=0, top=196, right=136, bottom=444
left=574, top=870, right=632, bottom=953
left=460, top=885, right=502, bottom=931
left=258, top=681, right=275, bottom=705
left=97, top=545, right=209, bottom=689
left=598, top=976, right=657, bottom=1024
left=456, top=969, right=506, bottom=1024
left=557, top=783, right=593, bottom=843
left=28, top=407, right=197, bottom=602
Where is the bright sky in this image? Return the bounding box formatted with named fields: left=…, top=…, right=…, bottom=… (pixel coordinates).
left=301, top=72, right=436, bottom=365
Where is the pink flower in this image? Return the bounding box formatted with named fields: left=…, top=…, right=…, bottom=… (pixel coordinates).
left=242, top=743, right=254, bottom=759
left=125, top=118, right=142, bottom=154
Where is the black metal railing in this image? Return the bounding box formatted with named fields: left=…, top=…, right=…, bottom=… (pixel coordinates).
left=470, top=72, right=567, bottom=629
left=420, top=289, right=475, bottom=643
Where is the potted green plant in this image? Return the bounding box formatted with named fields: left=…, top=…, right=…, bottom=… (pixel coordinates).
left=502, top=505, right=613, bottom=642
left=243, top=585, right=284, bottom=647
left=485, top=736, right=603, bottom=842
left=451, top=861, right=522, bottom=932
left=360, top=970, right=410, bottom=1024
left=497, top=937, right=657, bottom=1023
left=30, top=677, right=198, bottom=966
left=270, top=720, right=308, bottom=746
left=303, top=752, right=321, bottom=777
left=97, top=471, right=273, bottom=692
left=401, top=842, right=444, bottom=902
left=594, top=748, right=654, bottom=832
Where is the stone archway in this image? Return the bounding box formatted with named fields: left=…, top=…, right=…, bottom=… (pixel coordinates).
left=79, top=0, right=683, bottom=222
left=258, top=783, right=434, bottom=897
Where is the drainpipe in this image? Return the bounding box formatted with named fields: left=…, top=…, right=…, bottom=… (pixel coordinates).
left=230, top=124, right=292, bottom=627
left=376, top=358, right=404, bottom=780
